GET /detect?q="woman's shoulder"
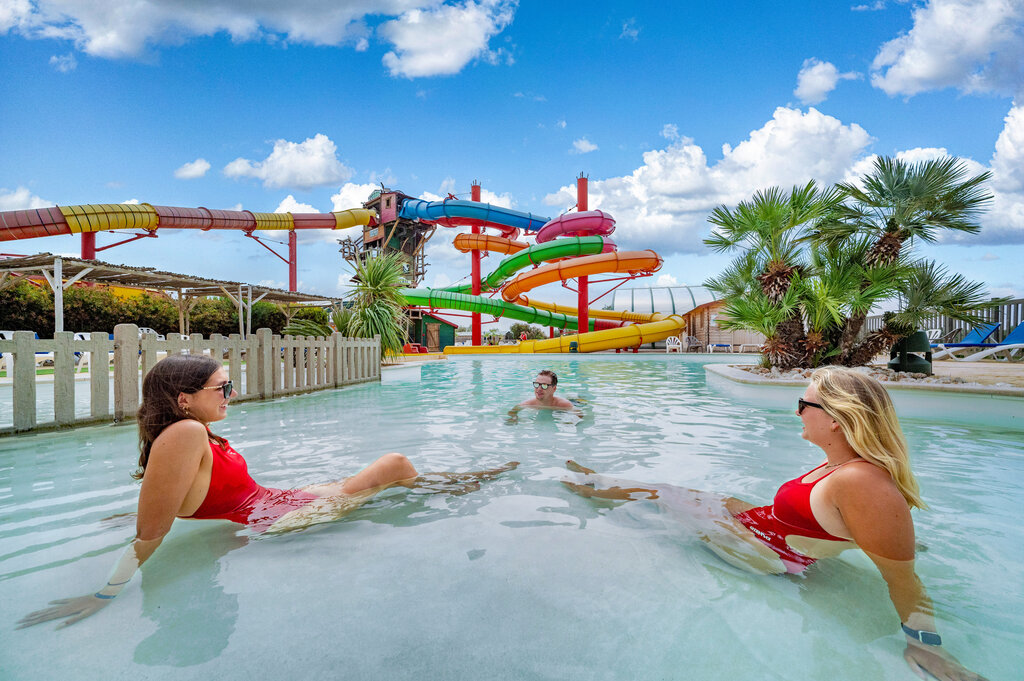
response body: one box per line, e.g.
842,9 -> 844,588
829,459 -> 905,503
155,419 -> 210,447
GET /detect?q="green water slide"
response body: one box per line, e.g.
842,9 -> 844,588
401,288 -> 598,332
443,236 -> 609,295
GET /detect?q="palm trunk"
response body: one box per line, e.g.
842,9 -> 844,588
775,313 -> 807,370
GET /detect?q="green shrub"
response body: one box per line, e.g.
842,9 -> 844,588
0,281 -> 54,336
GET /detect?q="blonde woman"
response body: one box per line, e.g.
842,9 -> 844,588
565,366 -> 986,681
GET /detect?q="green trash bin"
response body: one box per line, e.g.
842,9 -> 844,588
888,330 -> 933,375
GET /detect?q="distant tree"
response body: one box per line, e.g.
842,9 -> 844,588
0,281 -> 53,336
509,322 -> 546,339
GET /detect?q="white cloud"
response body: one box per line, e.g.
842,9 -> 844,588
330,182 -> 378,212
980,253 -> 1000,260
275,195 -> 318,213
794,58 -> 861,104
984,103 -> 1024,241
661,124 -> 680,141
121,198 -> 140,204
544,107 -> 872,255
1,2 -> 517,79
852,1 -> 887,10
870,0 -> 1024,97
379,0 -> 516,78
571,138 -> 598,154
173,158 -> 211,180
556,119 -> 566,129
49,53 -> 76,72
656,274 -> 678,286
225,134 -> 351,190
620,18 -> 639,41
0,186 -> 51,210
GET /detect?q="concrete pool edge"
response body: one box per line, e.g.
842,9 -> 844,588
704,363 -> 1024,430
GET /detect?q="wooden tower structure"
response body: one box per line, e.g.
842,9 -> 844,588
338,187 -> 436,287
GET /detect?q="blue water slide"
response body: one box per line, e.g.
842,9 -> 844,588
399,198 -> 551,232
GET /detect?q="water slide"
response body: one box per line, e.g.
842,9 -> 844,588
0,203 -> 374,241
401,199 -> 684,353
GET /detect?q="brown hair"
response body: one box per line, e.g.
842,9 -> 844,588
538,369 -> 558,386
133,354 -> 224,480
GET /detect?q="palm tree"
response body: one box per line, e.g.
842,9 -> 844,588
705,181 -> 843,369
346,251 -> 410,359
814,156 -> 993,362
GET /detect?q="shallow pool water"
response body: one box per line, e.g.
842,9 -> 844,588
1,356 -> 1020,680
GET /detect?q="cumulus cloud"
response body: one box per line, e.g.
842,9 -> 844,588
174,158 -> 211,180
870,0 -> 1024,97
330,182 -> 378,211
0,186 -> 51,210
1,1 -> 517,78
275,195 -> 318,213
571,138 -> 598,154
379,0 -> 516,78
656,274 -> 678,286
225,134 -> 351,190
794,58 -> 861,104
984,103 -> 1024,241
544,107 -> 872,254
661,124 -> 680,141
49,53 -> 76,72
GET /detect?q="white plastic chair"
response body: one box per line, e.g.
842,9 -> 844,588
665,336 -> 683,353
682,336 -> 701,352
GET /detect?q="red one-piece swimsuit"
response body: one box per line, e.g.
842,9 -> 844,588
183,437 -> 319,532
733,461 -> 863,573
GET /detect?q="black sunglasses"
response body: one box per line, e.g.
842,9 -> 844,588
797,398 -> 824,415
201,381 -> 234,398
532,382 -> 553,389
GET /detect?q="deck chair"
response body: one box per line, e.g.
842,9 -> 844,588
931,322 -> 1001,360
665,336 -> 683,353
924,329 -> 943,342
682,335 -> 702,352
952,323 -> 1024,362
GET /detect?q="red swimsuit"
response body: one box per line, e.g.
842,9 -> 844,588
184,438 -> 319,532
734,461 -> 859,573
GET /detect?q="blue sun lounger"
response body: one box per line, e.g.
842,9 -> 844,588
949,322 -> 1024,362
931,322 -> 1001,360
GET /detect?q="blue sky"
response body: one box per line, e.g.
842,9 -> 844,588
2,0 -> 1022,309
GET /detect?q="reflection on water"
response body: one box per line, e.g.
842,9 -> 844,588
1,356 -> 1021,681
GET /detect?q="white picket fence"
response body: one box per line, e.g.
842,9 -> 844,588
0,323 -> 380,434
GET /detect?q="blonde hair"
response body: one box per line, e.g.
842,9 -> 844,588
810,366 -> 926,510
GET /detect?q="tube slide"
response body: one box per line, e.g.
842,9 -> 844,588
501,250 -> 663,303
399,198 -> 549,234
536,210 -> 615,243
0,203 -> 373,241
453,233 -> 529,255
443,313 -> 686,354
401,288 -> 621,333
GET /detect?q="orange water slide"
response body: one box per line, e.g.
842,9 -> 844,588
452,233 -> 529,255
500,250 -> 663,303
511,296 -> 657,324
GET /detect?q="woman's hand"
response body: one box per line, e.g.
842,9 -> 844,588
17,594 -> 112,629
904,643 -> 989,681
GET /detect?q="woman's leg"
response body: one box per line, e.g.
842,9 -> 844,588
340,453 -> 419,494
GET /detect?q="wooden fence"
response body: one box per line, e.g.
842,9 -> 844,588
0,323 -> 379,435
865,297 -> 1024,343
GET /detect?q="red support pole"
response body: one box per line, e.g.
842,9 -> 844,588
288,230 -> 297,292
576,174 -> 589,336
81,232 -> 96,260
471,182 -> 482,346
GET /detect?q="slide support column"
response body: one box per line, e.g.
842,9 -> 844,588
576,174 -> 589,334
471,182 -> 482,345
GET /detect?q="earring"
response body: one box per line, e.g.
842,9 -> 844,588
182,403 -> 191,417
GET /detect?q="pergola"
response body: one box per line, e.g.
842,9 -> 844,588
0,253 -> 342,338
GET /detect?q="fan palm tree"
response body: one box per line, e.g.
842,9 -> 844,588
705,181 -> 843,368
345,251 -> 410,359
814,156 -> 993,361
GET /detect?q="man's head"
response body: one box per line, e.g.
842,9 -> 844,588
533,370 -> 557,400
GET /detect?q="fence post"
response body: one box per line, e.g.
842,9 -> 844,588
89,330 -> 110,420
257,328 -> 273,400
373,334 -> 381,379
332,333 -> 342,387
114,323 -> 140,422
53,331 -> 75,425
12,331 -> 36,431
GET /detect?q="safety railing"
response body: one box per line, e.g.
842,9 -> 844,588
1,323 -> 380,434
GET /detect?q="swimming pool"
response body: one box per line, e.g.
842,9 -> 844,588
2,356 -> 1019,680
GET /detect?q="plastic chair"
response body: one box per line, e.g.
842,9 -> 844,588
946,323 -> 1024,362
682,336 -> 702,352
665,336 -> 683,353
932,322 -> 1000,360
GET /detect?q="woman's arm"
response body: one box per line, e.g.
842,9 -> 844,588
17,421 -> 208,629
831,469 -> 988,681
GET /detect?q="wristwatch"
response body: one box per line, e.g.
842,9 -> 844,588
902,623 -> 942,646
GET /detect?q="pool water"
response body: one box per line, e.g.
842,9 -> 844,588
1,356 -> 1020,680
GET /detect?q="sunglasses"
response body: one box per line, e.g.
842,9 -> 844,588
201,381 -> 234,398
797,398 -> 824,415
532,382 -> 553,390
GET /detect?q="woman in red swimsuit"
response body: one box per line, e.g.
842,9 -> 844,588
19,354 -> 516,630
564,366 -> 985,681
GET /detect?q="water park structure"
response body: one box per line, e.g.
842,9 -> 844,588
0,203 -> 375,292
397,176 -> 687,353
0,175 -> 687,354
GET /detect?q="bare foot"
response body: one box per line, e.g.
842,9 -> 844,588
566,459 -> 596,475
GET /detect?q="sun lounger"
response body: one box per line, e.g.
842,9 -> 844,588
947,323 -> 1024,362
931,322 -> 1000,360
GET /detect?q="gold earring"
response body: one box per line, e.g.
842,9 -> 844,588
182,404 -> 191,417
